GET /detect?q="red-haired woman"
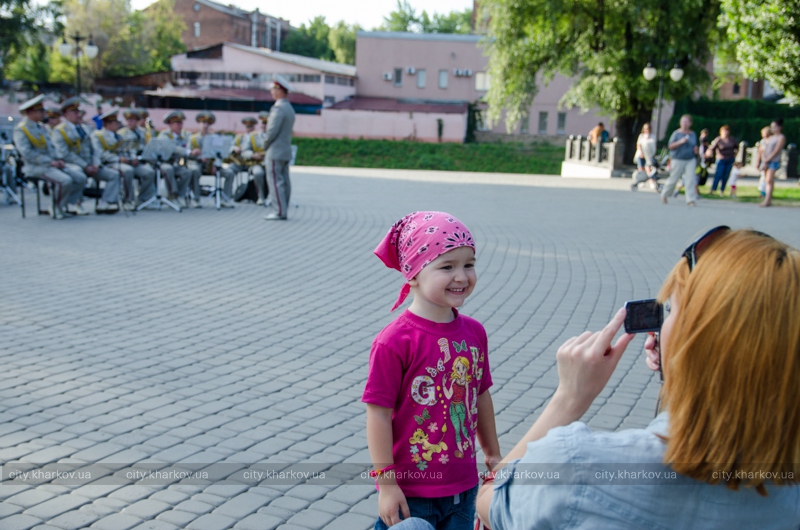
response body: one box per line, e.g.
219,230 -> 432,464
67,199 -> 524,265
477,228 -> 800,529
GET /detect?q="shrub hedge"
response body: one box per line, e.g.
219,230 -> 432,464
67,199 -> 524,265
292,137 -> 564,175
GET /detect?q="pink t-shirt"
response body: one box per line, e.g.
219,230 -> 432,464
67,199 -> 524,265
362,309 -> 493,498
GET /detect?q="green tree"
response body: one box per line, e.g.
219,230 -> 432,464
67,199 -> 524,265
5,39 -> 52,84
144,0 -> 185,73
45,0 -> 184,87
482,0 -> 723,156
1,0 -> 42,58
2,0 -> 62,84
282,16 -> 334,61
328,21 -> 360,65
380,1 -> 473,34
720,0 -> 800,101
380,0 -> 418,32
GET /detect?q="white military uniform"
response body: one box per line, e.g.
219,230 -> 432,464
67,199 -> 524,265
221,131 -> 266,200
14,116 -> 86,211
157,129 -> 200,201
118,124 -> 156,204
53,120 -> 121,205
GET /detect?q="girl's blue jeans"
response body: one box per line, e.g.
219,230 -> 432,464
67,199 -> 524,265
374,485 -> 478,530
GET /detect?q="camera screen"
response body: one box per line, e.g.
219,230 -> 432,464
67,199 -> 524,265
624,299 -> 663,333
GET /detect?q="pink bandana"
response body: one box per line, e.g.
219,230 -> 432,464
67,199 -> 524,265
374,211 -> 475,311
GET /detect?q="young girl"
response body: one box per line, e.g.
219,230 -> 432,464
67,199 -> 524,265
363,211 -> 501,529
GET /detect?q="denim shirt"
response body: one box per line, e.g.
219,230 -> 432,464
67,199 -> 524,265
490,413 -> 800,530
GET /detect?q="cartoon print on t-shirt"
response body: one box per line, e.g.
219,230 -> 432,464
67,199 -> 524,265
411,375 -> 437,406
409,429 -> 448,462
438,338 -> 451,363
443,355 -> 472,458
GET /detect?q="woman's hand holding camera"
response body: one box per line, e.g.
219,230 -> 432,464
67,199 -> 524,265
554,308 -> 635,416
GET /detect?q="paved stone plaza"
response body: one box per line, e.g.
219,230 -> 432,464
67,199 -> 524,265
1,168 -> 798,530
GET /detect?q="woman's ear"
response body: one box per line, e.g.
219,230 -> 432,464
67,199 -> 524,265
408,277 -> 419,288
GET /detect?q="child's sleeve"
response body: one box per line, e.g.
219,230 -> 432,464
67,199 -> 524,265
361,339 -> 404,409
478,324 -> 493,395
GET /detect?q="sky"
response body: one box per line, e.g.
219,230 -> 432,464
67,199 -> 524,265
129,0 -> 475,30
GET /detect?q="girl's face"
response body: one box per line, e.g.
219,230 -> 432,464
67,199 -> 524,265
771,122 -> 782,135
642,124 -> 651,135
410,246 -> 477,312
456,362 -> 467,378
680,116 -> 692,129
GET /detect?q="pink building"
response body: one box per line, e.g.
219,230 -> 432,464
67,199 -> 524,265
342,31 -> 614,141
137,34 -> 614,143
170,43 -> 356,106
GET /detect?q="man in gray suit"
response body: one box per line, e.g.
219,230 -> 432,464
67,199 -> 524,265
263,75 -> 296,221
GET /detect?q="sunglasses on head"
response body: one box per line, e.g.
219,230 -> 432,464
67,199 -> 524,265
682,225 -> 730,272
682,226 -> 774,272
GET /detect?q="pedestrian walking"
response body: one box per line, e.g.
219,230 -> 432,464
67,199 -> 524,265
755,126 -> 772,197
661,114 -> 699,206
707,125 -> 738,196
760,119 -> 786,208
631,122 -> 658,190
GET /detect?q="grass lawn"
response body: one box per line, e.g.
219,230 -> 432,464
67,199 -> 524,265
293,137 -> 564,175
696,185 -> 800,206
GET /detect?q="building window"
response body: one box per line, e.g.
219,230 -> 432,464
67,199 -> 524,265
732,82 -> 740,95
301,74 -> 321,83
520,113 -> 529,134
438,69 -> 448,89
394,68 -> 403,87
193,22 -> 200,37
538,112 -> 548,134
337,76 -> 349,86
325,75 -> 335,84
557,112 -> 566,135
476,110 -> 489,131
417,69 -> 426,88
475,72 -> 490,91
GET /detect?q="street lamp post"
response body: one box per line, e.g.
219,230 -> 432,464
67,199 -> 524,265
58,33 -> 99,96
643,60 -> 684,142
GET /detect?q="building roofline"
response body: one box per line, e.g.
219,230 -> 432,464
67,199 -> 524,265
224,42 -> 357,77
356,31 -> 481,43
189,0 -> 284,22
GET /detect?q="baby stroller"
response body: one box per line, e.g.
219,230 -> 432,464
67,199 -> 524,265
631,148 -> 669,192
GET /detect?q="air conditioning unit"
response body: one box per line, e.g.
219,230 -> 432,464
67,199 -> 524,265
453,68 -> 462,76
382,72 -> 393,81
464,69 -> 473,77
406,67 -> 416,75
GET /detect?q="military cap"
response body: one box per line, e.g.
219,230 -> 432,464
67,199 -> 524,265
241,116 -> 257,126
123,108 -> 141,120
271,74 -> 292,93
258,111 -> 270,122
45,107 -> 62,119
59,97 -> 83,114
19,94 -> 46,113
139,109 -> 149,118
100,109 -> 120,122
164,110 -> 186,124
196,111 -> 216,124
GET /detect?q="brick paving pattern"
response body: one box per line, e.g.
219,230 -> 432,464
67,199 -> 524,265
1,168 -> 798,529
